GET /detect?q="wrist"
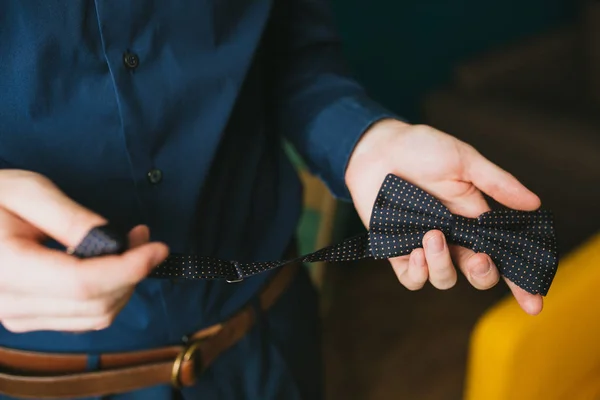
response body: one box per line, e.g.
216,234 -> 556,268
345,118 -> 411,185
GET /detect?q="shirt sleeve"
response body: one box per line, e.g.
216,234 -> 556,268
265,0 -> 404,201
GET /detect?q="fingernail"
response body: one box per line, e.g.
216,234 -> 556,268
472,259 -> 493,278
426,234 -> 444,254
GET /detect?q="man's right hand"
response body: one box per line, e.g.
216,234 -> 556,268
0,170 -> 169,333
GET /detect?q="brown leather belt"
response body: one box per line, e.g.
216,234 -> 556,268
0,263 -> 300,399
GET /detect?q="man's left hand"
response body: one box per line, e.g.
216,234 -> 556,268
345,119 -> 543,315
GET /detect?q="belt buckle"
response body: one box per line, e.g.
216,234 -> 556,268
171,339 -> 204,389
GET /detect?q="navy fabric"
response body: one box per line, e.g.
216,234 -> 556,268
0,1 -> 397,399
367,175 -> 559,296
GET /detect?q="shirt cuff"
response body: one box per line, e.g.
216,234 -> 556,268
307,95 -> 404,201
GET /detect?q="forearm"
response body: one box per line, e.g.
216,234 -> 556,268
265,0 -> 401,200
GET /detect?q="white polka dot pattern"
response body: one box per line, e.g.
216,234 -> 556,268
75,174 -> 559,296
148,234 -> 371,281
368,174 -> 559,295
70,225 -> 128,257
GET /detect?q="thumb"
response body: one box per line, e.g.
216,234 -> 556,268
0,171 -> 106,248
127,225 -> 151,249
114,241 -> 169,280
464,148 -> 541,211
74,241 -> 169,294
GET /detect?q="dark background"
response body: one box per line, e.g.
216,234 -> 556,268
321,2 -> 599,399
331,0 -> 578,121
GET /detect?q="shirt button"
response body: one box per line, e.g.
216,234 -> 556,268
147,169 -> 163,184
123,51 -> 139,70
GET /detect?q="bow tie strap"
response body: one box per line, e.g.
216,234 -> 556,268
71,174 -> 559,296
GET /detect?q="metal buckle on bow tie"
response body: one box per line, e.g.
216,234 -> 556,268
226,261 -> 244,283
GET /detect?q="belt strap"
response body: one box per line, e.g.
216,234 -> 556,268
0,263 -> 299,399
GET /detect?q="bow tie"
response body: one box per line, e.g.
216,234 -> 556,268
73,174 -> 559,296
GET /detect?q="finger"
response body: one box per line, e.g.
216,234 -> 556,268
442,183 -> 491,219
1,290 -> 132,333
389,256 -> 409,286
450,245 -> 543,314
450,246 -> 500,290
504,277 -> 543,315
389,249 -> 428,291
73,240 -> 169,296
127,225 -> 150,249
406,248 -> 428,290
0,206 -> 38,241
0,288 -> 131,319
464,148 -> 541,211
0,171 -> 106,247
3,314 -> 117,333
423,230 -> 457,290
0,238 -> 168,298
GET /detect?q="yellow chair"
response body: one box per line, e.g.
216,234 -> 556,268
464,232 -> 600,400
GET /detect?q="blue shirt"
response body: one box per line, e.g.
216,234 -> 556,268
0,1 -> 395,398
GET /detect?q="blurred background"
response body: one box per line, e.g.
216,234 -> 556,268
290,1 -> 600,399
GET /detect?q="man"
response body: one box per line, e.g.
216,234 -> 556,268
0,1 -> 543,399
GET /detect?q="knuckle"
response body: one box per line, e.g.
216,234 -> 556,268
429,257 -> 454,272
473,272 -> 500,288
92,315 -> 115,331
411,124 -> 435,135
17,173 -> 53,196
29,172 -> 53,186
66,276 -> 97,301
90,298 -> 118,317
423,229 -> 441,240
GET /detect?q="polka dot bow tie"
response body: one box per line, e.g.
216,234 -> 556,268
72,174 -> 559,296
